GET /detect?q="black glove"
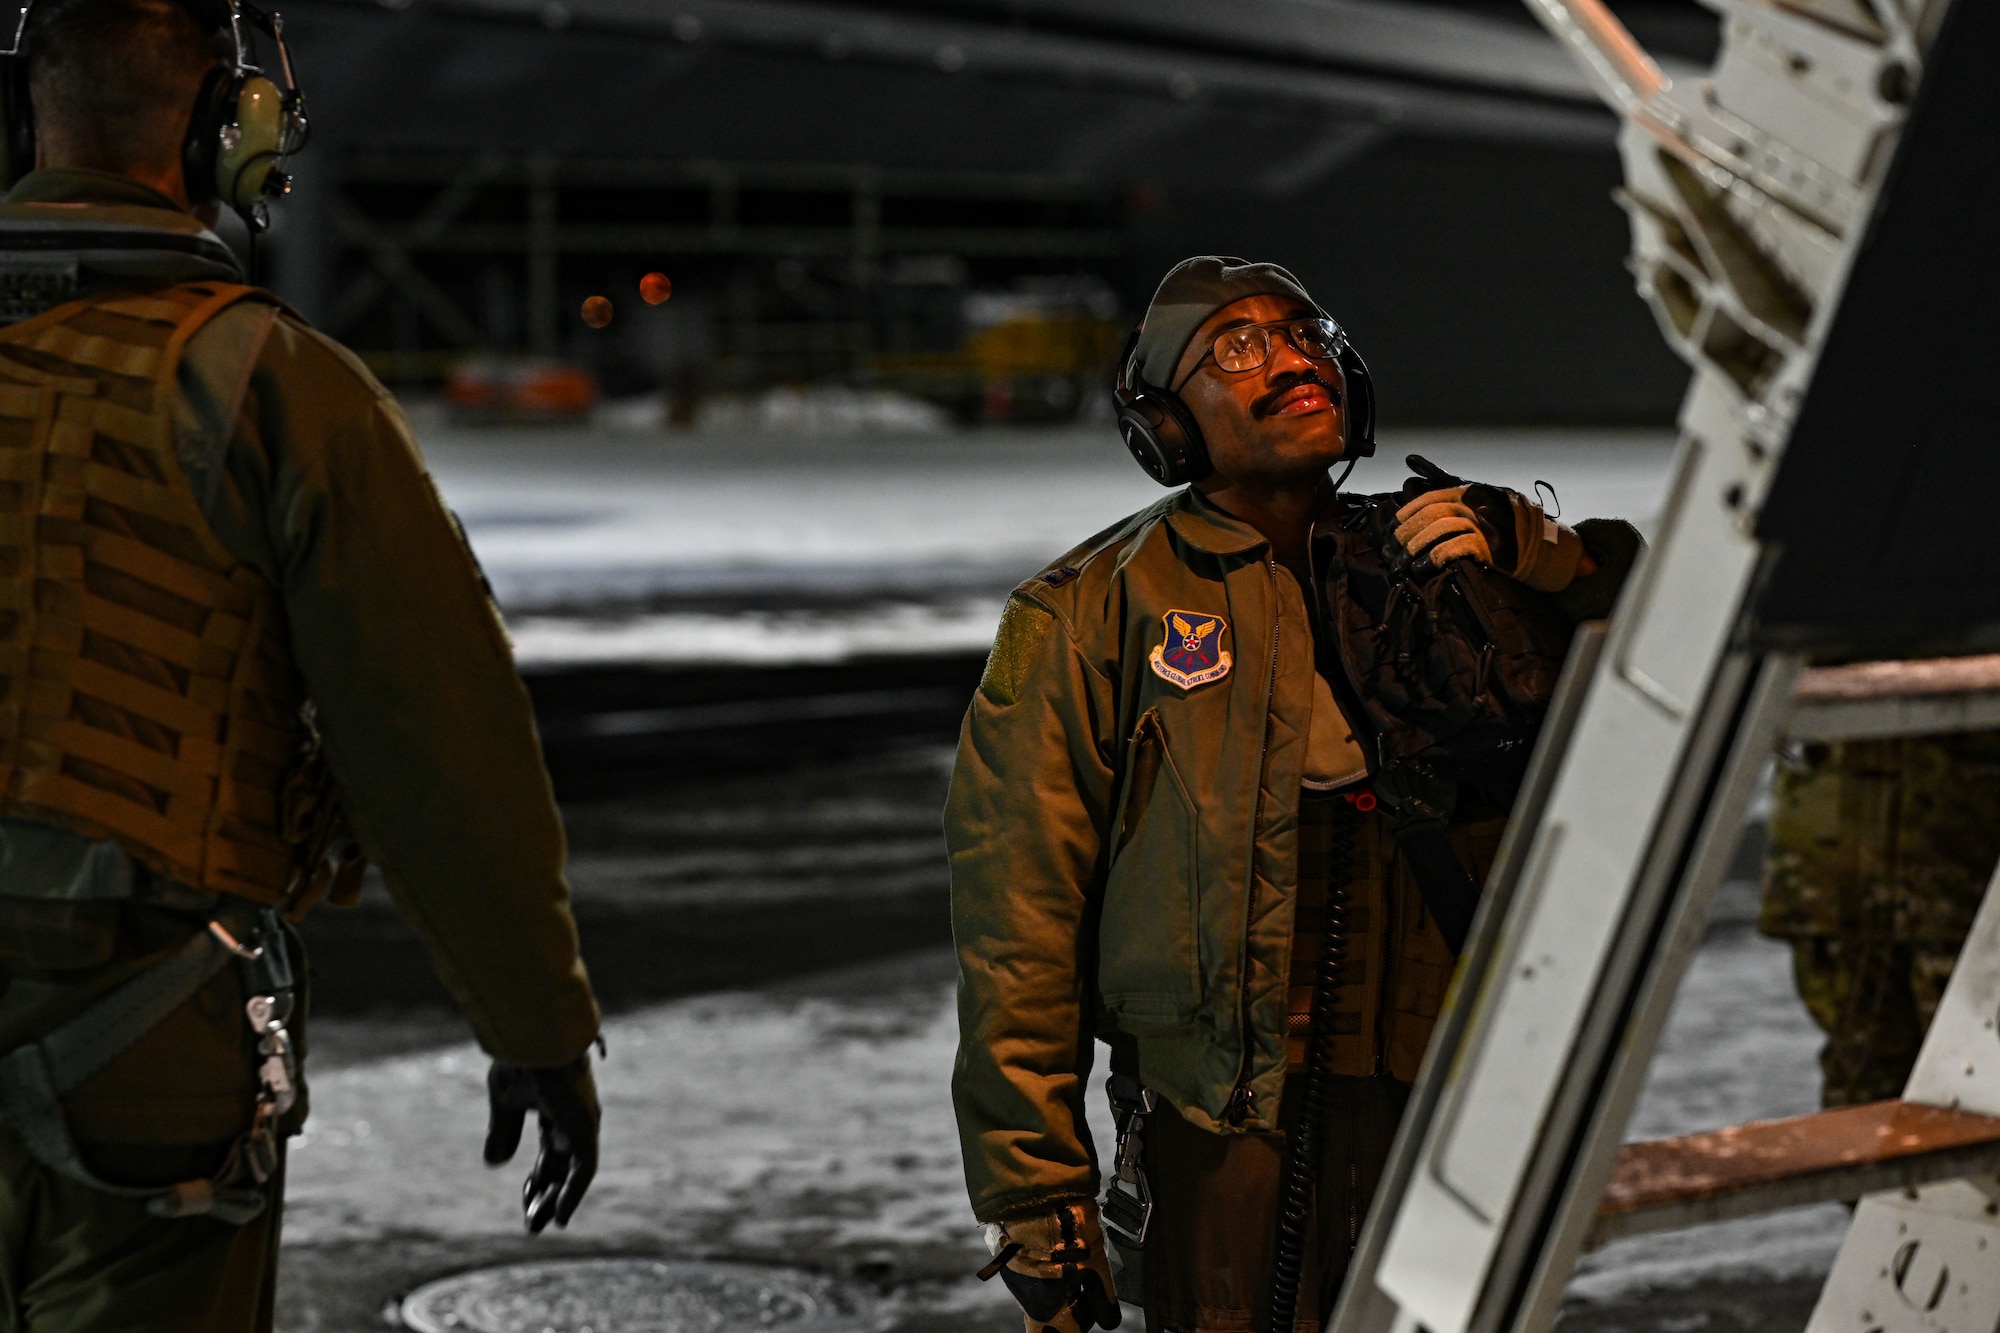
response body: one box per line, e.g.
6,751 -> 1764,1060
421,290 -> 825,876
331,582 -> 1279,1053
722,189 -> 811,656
484,1053 -> 600,1233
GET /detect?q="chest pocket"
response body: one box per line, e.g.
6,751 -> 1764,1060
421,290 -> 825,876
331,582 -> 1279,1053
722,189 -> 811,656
1098,708 -> 1202,1024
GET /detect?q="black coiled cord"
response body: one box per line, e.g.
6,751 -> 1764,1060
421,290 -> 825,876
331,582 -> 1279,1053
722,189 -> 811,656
1267,795 -> 1358,1333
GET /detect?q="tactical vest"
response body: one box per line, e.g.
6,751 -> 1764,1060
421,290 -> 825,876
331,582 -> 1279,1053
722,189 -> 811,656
0,280 -> 310,905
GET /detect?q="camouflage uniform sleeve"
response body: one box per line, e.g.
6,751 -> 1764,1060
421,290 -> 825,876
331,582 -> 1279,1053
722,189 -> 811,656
1890,730 -> 2000,946
187,308 -> 600,1068
947,592 -> 1118,1222
1761,741 -> 1863,940
1762,732 -> 2000,947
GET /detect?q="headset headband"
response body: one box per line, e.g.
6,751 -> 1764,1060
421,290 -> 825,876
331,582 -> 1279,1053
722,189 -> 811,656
5,0 -> 304,101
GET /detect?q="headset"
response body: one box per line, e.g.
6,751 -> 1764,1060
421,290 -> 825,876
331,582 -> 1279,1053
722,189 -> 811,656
0,0 -> 308,231
1112,318 -> 1377,488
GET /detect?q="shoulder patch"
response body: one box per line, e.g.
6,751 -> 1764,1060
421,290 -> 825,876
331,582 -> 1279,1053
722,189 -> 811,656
980,597 -> 1055,706
1149,610 -> 1232,689
1041,565 -> 1081,588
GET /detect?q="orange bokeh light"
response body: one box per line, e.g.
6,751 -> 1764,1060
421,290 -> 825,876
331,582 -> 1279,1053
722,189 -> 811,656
639,272 -> 673,305
580,296 -> 614,329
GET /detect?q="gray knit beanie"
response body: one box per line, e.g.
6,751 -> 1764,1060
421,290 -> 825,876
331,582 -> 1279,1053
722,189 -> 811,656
1128,256 -> 1326,390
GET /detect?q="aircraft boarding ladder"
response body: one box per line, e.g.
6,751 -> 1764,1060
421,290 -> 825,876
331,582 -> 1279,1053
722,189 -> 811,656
1326,1 -> 2000,1331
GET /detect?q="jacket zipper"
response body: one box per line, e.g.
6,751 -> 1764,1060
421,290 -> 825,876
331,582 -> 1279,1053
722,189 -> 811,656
1226,555 -> 1284,1127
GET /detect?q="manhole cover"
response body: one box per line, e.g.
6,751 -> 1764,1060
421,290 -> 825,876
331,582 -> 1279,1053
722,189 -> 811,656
398,1258 -> 873,1333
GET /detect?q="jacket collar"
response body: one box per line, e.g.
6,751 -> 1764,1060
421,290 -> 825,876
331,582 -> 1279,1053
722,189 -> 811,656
1165,486 -> 1272,556
5,168 -> 188,213
0,169 -> 244,294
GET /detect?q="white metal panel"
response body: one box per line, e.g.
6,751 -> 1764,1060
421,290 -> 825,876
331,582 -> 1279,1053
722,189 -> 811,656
1807,1184 -> 2000,1333
1616,387 -> 1767,715
1903,871 -> 2000,1118
1710,6 -> 1897,183
1371,393 -> 1767,1331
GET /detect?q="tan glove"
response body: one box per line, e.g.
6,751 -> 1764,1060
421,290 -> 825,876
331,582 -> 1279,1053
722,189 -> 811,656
979,1200 -> 1122,1333
1394,484 -> 1584,593
1394,484 -> 1491,566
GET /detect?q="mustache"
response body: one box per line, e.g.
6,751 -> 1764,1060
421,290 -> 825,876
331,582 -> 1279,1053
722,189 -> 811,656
1252,370 -> 1343,418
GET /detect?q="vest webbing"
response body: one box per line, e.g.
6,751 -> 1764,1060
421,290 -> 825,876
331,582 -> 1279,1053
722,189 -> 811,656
0,280 -> 304,904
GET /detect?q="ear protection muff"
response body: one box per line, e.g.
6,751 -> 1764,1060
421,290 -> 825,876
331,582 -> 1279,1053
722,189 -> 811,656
1335,337 -> 1378,461
1,0 -> 308,231
180,1 -> 308,229
1113,330 -> 1213,488
1110,317 -> 1380,489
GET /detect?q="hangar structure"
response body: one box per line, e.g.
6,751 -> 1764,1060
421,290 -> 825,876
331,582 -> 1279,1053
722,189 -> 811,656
264,0 -> 1720,421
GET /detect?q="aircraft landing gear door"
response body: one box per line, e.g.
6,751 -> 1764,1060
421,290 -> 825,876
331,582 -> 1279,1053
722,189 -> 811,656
1332,1 -> 2000,1332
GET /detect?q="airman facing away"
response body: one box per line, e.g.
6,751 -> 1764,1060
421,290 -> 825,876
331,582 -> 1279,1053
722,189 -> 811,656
0,1 -> 601,1327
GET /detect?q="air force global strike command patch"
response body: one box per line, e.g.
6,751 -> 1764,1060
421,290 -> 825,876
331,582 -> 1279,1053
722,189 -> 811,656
1150,611 -> 1232,689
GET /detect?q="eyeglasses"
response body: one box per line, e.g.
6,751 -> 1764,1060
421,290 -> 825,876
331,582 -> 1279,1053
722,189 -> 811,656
1185,318 -> 1347,382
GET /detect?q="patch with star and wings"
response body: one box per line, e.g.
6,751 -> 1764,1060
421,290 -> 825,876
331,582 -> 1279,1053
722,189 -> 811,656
1149,610 -> 1232,689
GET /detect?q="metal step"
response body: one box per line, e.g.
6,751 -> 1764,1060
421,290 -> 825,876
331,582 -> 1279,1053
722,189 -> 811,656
1788,655 -> 2000,744
1591,1101 -> 2000,1248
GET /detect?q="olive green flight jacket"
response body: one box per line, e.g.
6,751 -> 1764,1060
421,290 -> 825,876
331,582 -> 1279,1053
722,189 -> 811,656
0,170 -> 598,1147
947,484 -> 1636,1223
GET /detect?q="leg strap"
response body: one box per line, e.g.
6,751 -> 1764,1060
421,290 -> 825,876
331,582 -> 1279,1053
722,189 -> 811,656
0,904 -> 286,1224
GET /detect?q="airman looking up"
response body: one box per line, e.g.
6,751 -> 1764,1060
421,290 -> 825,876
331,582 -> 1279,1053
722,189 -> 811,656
950,256 -> 1642,1333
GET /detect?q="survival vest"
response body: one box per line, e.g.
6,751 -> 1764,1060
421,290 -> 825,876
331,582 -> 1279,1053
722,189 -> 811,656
1320,460 -> 1578,799
1315,457 -> 1580,951
0,279 -> 338,907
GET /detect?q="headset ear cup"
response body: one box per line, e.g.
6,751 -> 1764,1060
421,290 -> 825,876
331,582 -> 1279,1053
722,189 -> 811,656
181,65 -> 232,208
1155,390 -> 1211,484
1116,388 -> 1211,488
1117,399 -> 1176,486
1340,345 -> 1377,460
1109,327 -> 1210,488
215,74 -> 287,208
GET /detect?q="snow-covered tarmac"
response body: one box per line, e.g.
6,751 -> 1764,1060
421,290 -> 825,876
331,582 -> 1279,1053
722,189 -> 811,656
421,423 -> 1679,668
280,765 -> 1842,1333
284,882 -> 1837,1331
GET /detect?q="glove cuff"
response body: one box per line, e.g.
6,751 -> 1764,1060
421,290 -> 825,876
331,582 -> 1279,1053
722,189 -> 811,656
989,1201 -> 1123,1332
1508,491 -> 1584,592
993,1200 -> 1103,1274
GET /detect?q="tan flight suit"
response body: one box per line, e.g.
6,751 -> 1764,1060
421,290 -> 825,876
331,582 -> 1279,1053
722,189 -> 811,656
0,168 -> 599,1332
